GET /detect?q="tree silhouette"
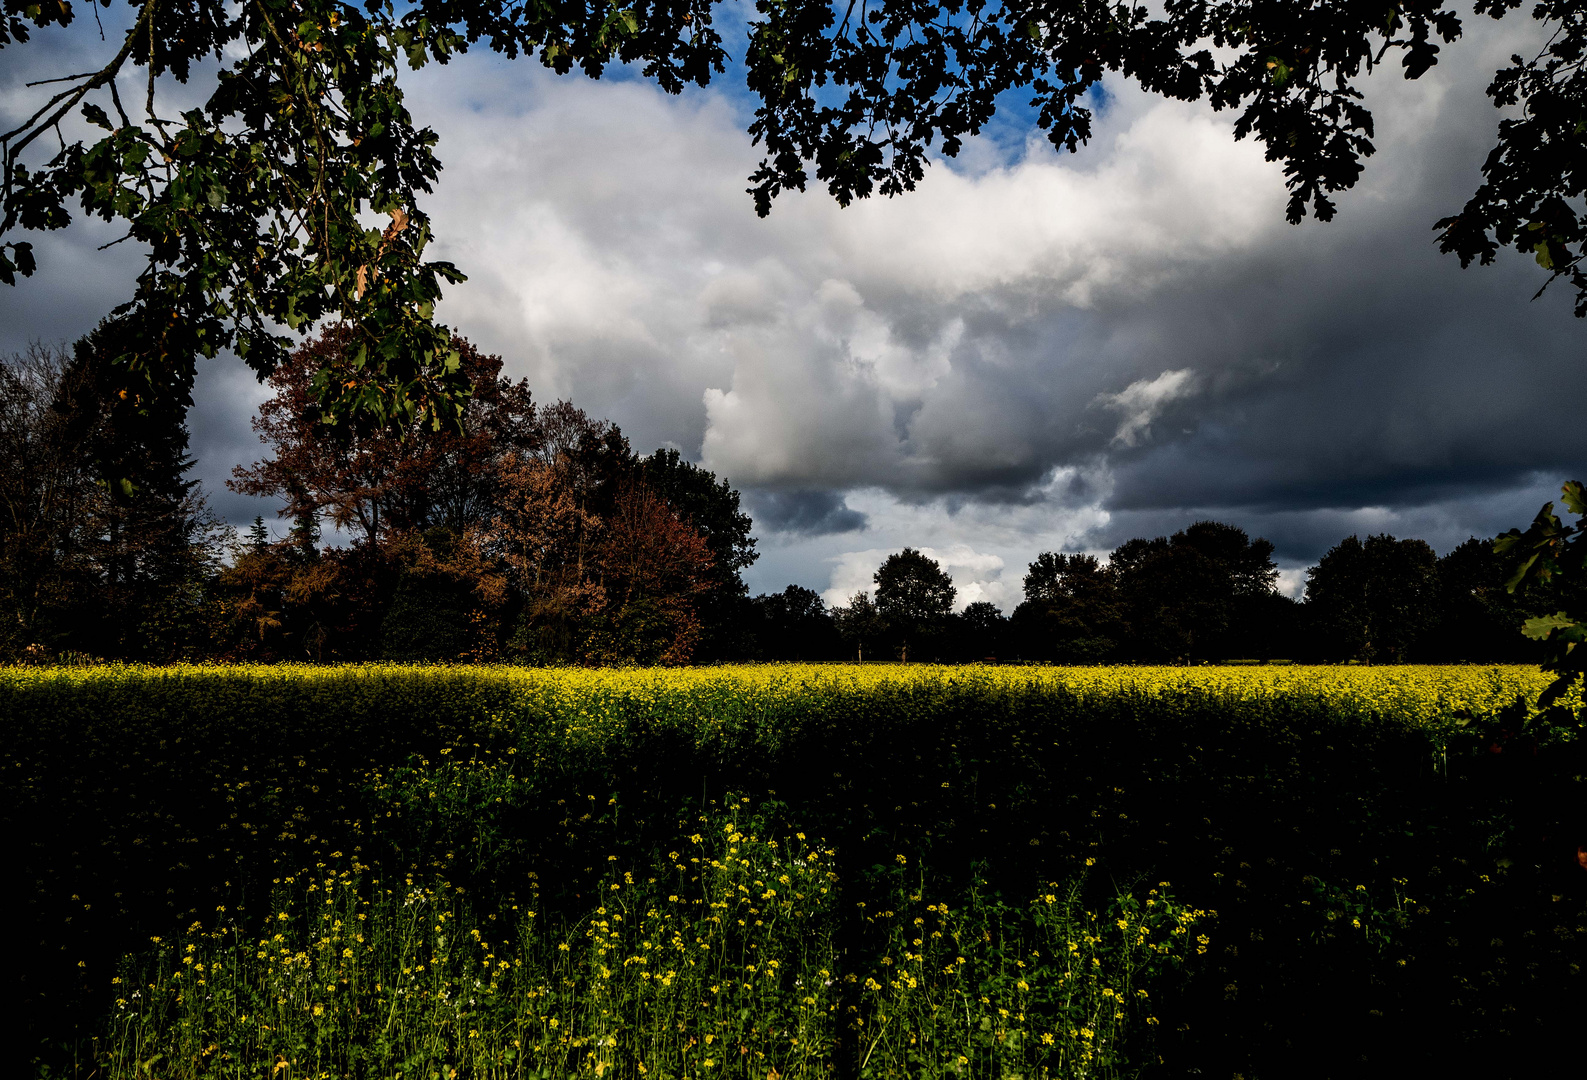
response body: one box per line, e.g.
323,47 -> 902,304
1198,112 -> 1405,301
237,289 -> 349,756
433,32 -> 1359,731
1305,534 -> 1439,663
832,591 -> 886,662
874,548 -> 956,661
1012,552 -> 1126,662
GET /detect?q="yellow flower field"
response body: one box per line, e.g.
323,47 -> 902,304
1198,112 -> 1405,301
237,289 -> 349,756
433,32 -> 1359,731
5,662 -> 1580,1079
1,660 -> 1560,737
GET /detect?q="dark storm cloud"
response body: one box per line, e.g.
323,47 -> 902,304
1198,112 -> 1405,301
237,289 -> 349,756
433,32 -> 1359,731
744,489 -> 868,536
751,15 -> 1585,570
1085,472 -> 1565,565
903,125 -> 1571,505
188,360 -> 278,526
1079,96 -> 1585,510
1060,230 -> 1584,517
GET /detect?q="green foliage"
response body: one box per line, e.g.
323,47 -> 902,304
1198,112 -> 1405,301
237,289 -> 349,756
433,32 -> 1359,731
0,0 -> 728,433
583,596 -> 682,667
744,0 -> 1587,318
1496,480 -> 1587,705
92,810 -> 1200,1079
381,570 -> 476,662
1437,0 -> 1587,315
4,0 -> 475,436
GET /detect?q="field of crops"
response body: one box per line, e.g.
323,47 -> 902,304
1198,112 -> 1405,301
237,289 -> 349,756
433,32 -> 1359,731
4,663 -> 1583,1079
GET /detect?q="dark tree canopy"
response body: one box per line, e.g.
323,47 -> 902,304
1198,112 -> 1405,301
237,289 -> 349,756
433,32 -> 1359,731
1002,518 -> 1587,666
1108,521 -> 1281,661
831,589 -> 886,660
874,546 -> 956,659
1023,551 -> 1104,605
1013,551 -> 1128,661
749,584 -> 843,660
0,337 -> 219,659
1304,533 -> 1439,663
954,599 -> 1010,659
2,0 -> 1584,440
1010,522 -> 1300,662
1423,536 -> 1536,660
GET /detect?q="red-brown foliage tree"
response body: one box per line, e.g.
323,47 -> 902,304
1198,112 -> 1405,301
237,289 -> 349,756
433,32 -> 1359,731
230,328 -> 538,547
491,403 -> 714,664
231,330 -> 723,663
585,479 -> 715,665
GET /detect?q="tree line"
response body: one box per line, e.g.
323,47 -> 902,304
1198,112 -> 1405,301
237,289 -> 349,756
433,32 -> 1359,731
1008,523 -> 1585,664
1,331 -> 1571,665
771,522 -> 1582,665
0,329 -> 755,664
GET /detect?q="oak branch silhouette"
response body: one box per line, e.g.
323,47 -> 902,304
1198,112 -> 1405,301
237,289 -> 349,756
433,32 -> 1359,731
3,0 -> 1584,433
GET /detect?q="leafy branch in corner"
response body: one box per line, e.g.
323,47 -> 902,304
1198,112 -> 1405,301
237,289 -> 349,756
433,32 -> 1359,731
1496,479 -> 1587,706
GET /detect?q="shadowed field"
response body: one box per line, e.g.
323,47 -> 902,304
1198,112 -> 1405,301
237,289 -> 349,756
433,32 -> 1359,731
5,664 -> 1581,1078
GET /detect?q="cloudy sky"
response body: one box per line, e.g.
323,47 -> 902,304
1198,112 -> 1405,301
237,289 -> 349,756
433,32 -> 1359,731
3,9 -> 1583,609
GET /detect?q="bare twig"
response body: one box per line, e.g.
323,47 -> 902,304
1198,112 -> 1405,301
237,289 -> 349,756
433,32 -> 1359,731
107,70 -> 132,129
835,0 -> 859,41
24,72 -> 103,87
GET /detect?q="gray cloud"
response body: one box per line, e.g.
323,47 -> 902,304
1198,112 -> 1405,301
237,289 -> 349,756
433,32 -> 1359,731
188,360 -> 277,527
744,490 -> 868,536
1087,472 -> 1565,565
2,16 -> 1580,609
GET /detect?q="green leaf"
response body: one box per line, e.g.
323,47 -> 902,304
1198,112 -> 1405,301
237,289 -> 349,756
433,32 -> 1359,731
1521,611 -> 1578,641
0,242 -> 37,285
1561,480 -> 1586,518
81,102 -> 113,130
1504,550 -> 1541,593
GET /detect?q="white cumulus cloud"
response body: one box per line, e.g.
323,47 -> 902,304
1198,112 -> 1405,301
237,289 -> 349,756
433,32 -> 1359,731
1093,368 -> 1199,448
